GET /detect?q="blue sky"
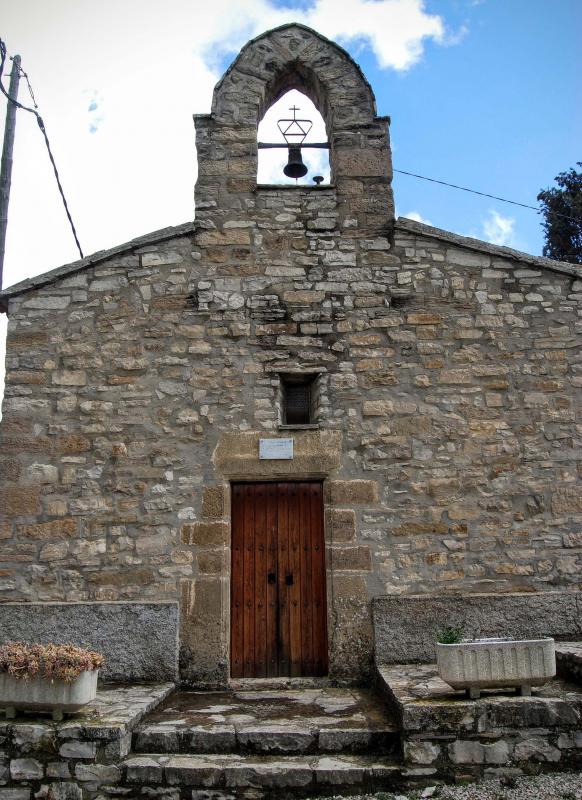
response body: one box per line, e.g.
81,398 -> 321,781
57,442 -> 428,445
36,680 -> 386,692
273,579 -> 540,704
0,0 -> 581,402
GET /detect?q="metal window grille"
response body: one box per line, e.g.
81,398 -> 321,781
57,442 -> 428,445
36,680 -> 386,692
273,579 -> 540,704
282,376 -> 314,425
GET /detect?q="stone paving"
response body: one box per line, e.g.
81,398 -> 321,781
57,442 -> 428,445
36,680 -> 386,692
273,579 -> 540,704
133,686 -> 400,755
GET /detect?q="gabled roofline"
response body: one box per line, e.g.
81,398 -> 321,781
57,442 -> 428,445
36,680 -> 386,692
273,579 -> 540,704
1,216 -> 578,313
0,221 -> 197,311
396,217 -> 582,280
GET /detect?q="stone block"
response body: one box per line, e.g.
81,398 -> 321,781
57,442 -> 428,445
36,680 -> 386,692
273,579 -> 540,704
17,519 -> 77,540
197,550 -> 226,574
362,400 -> 393,416
186,725 -> 236,753
326,508 -> 356,542
59,741 -> 97,759
197,230 -> 251,246
329,480 -> 378,505
124,756 -> 163,784
10,759 -> 43,780
0,487 -> 40,516
282,290 -> 325,304
202,486 -> 228,520
404,740 -> 441,764
551,487 -> 582,513
51,371 -> 87,386
166,756 -> 222,787
335,148 -> 390,177
237,725 -> 315,753
55,435 -> 91,453
47,783 -> 83,800
406,312 -> 443,325
75,763 -> 121,782
513,737 -> 561,762
46,763 -> 71,779
182,522 -> 229,546
13,723 -> 55,751
328,546 -> 371,571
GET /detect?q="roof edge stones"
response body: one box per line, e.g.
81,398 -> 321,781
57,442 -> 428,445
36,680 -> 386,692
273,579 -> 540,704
1,216 -> 578,310
396,217 -> 582,279
0,221 -> 197,309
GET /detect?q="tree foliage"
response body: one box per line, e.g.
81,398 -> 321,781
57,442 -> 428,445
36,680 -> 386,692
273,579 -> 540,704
537,162 -> 582,264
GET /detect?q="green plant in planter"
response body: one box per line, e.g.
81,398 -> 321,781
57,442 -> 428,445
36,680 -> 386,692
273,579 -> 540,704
436,625 -> 465,644
0,641 -> 104,682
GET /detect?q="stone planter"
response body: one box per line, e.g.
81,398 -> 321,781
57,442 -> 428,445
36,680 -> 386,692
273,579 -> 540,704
436,637 -> 555,699
0,669 -> 98,720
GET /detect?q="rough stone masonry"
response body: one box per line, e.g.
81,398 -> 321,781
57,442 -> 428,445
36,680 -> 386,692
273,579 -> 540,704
0,24 -> 581,686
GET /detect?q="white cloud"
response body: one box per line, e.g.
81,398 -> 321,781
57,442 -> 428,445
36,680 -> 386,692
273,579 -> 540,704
86,91 -> 104,134
0,0 -> 459,409
306,0 -> 446,71
482,209 -> 516,247
403,210 -> 433,225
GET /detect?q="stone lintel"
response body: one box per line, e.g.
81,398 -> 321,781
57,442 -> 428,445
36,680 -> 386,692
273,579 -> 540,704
212,430 -> 342,479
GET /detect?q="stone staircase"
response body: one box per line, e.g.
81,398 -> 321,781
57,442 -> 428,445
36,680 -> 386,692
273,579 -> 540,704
121,686 -> 403,796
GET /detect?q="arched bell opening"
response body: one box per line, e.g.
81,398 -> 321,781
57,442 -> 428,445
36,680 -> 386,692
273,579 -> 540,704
257,89 -> 331,187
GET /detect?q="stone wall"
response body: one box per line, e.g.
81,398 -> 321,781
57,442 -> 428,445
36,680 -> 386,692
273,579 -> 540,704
0,23 -> 581,684
373,593 -> 582,664
0,602 -> 178,681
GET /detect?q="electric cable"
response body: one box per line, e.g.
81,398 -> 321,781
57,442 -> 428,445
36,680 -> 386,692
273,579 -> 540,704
394,168 -> 582,224
0,39 -> 84,259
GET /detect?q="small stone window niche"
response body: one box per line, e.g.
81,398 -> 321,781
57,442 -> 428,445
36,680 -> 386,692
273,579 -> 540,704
279,373 -> 320,429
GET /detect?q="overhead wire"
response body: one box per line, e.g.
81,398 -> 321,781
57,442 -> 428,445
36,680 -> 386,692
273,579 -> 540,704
0,38 -> 579,259
0,38 -> 84,259
394,168 -> 582,224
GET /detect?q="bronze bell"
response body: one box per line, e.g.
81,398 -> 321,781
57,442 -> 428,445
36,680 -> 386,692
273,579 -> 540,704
283,145 -> 308,179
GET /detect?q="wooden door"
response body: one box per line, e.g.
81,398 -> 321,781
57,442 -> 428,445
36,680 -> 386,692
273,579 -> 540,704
230,482 -> 328,678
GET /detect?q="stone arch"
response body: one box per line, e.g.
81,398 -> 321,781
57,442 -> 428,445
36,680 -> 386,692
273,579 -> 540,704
211,23 -> 378,133
194,23 -> 394,226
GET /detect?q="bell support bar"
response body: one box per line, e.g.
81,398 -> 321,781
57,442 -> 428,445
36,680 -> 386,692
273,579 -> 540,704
257,142 -> 330,149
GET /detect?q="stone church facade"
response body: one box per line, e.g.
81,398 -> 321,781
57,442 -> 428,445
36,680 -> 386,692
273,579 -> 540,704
0,25 -> 581,687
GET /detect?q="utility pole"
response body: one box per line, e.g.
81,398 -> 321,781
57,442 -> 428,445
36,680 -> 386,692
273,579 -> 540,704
0,53 -> 21,290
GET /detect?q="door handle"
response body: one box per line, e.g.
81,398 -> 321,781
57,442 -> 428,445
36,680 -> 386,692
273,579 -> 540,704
286,573 -> 294,586
268,572 -> 276,584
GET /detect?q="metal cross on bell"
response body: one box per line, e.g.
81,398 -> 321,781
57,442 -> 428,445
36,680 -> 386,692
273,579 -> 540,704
256,104 -> 329,183
278,106 -> 312,179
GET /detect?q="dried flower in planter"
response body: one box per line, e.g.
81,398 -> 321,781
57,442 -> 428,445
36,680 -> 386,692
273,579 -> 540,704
0,641 -> 104,683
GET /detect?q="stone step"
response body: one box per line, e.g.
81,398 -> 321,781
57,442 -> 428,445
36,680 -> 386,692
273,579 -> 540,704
124,753 -> 402,792
133,722 -> 400,755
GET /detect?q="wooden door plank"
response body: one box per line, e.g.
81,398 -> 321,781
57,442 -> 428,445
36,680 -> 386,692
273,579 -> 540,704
230,484 -> 245,678
254,483 -> 268,678
242,484 -> 255,678
266,483 -> 279,678
277,483 -> 290,676
288,482 -> 303,677
299,482 -> 314,675
311,483 -> 328,676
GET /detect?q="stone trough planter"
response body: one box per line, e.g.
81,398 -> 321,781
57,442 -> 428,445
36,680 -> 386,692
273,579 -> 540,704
0,669 -> 99,721
436,637 -> 556,699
